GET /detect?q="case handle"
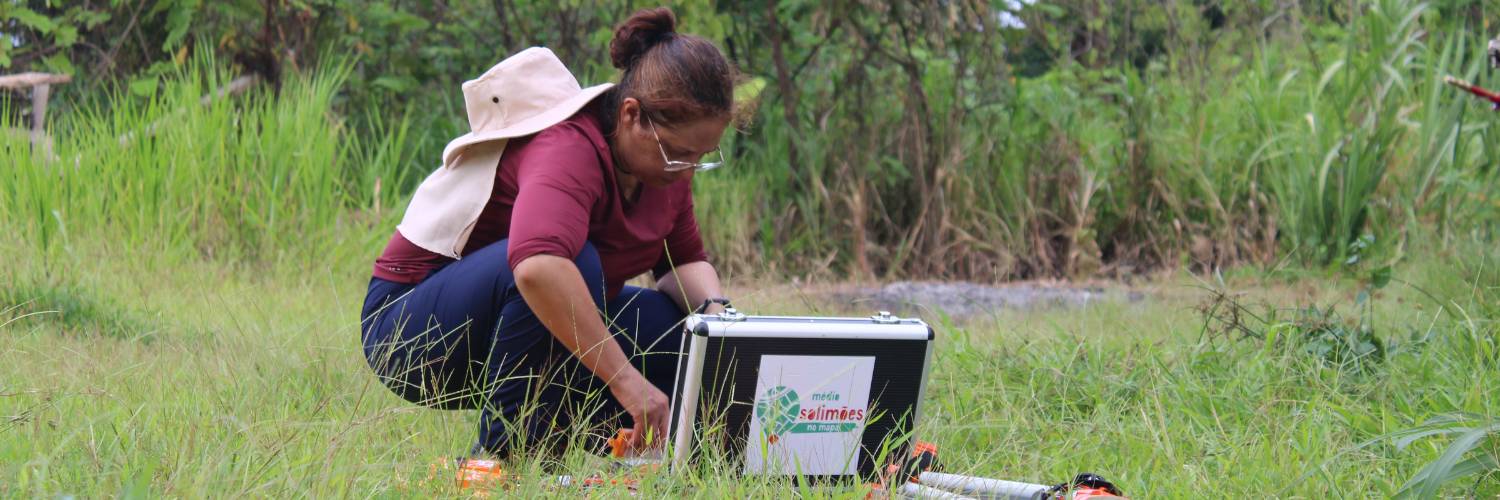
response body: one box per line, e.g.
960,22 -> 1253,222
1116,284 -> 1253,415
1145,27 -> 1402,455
695,297 -> 733,314
696,298 -> 746,321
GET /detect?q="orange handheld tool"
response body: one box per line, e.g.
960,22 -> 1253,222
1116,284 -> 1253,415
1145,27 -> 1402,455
608,428 -> 634,458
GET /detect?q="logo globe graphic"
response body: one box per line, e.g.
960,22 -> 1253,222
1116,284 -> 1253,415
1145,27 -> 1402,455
755,386 -> 800,437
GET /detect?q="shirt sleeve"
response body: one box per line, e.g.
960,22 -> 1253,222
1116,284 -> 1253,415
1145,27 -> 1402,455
506,126 -> 605,272
652,186 -> 710,279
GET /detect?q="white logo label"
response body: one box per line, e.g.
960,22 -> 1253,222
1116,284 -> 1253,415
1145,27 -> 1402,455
744,355 -> 875,475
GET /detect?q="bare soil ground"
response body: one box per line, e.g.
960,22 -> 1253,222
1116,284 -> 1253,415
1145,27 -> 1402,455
722,279 -> 1151,320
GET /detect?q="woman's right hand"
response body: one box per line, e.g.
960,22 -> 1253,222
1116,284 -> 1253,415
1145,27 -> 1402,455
609,371 -> 671,451
513,255 -> 672,452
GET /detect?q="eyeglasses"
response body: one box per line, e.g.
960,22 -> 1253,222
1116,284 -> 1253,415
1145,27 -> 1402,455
647,116 -> 725,172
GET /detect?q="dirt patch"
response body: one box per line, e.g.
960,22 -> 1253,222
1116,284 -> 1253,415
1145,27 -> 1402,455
833,281 -> 1143,319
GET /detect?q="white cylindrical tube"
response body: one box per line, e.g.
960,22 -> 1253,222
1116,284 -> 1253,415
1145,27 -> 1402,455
898,481 -> 980,500
916,471 -> 1050,500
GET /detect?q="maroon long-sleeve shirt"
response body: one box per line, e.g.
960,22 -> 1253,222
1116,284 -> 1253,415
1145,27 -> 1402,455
372,108 -> 709,300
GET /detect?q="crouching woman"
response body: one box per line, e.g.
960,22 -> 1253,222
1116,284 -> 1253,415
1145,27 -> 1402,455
359,7 -> 736,457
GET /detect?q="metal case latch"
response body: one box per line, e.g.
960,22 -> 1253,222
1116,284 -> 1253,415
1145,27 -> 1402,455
871,311 -> 900,324
717,306 -> 747,322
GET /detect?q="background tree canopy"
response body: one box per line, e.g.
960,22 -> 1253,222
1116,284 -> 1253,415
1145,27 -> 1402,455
3,0 -> 1497,282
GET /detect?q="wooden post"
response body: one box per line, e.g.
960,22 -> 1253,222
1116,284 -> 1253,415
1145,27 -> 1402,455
0,72 -> 72,159
31,83 -> 51,157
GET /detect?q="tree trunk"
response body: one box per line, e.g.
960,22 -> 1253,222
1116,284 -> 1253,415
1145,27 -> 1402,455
492,0 -> 515,49
766,1 -> 803,183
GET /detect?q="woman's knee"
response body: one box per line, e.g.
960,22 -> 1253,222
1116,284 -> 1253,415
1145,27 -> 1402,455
609,287 -> 687,353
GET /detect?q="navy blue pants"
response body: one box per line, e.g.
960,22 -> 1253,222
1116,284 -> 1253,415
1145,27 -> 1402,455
359,239 -> 687,456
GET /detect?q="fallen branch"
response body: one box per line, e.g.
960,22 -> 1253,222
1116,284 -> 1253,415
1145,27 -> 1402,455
200,74 -> 260,106
118,74 -> 260,144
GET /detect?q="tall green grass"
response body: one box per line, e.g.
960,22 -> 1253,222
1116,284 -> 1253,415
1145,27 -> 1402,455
1249,0 -> 1480,263
692,0 -> 1496,279
3,238 -> 1497,496
5,1 -> 1488,284
0,56 -> 413,271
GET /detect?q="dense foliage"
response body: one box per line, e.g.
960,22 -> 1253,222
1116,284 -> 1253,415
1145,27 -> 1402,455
3,0 -> 1498,280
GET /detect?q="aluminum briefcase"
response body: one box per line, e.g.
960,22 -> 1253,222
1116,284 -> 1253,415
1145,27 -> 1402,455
667,307 -> 935,480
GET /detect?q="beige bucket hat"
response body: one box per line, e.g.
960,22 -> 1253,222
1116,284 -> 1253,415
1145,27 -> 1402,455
398,47 -> 614,258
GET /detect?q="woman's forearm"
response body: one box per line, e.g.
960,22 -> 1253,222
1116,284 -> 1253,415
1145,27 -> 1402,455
656,260 -> 725,314
513,254 -> 640,385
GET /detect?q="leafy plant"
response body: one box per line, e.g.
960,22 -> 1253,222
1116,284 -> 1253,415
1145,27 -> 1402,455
1198,265 -> 1390,371
1274,304 -> 1386,368
1380,413 -> 1500,498
0,3 -> 108,73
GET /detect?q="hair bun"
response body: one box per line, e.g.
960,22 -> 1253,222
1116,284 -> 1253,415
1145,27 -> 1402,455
610,7 -> 678,70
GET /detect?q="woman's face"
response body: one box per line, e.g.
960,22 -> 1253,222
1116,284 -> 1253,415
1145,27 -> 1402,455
614,97 -> 731,188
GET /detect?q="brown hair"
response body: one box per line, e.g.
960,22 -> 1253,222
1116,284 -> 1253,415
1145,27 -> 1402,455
598,7 -> 736,130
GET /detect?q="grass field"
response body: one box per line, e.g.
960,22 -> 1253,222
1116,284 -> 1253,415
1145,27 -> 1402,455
2,31 -> 1498,497
3,235 -> 1496,497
